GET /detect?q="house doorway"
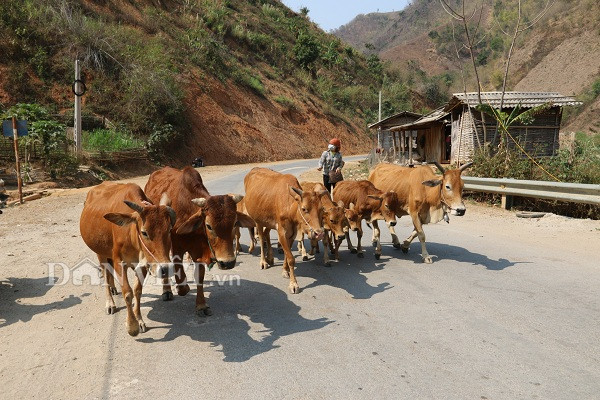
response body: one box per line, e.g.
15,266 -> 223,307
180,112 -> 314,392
444,124 -> 451,162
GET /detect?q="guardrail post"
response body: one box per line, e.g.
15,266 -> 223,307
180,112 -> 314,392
501,194 -> 514,210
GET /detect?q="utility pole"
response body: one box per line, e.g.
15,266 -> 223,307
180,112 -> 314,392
74,59 -> 82,155
12,116 -> 23,204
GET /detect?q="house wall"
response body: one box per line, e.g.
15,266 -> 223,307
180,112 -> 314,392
415,123 -> 443,163
451,106 -> 562,162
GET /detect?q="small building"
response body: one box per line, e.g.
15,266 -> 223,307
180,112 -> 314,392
385,92 -> 582,164
368,111 -> 422,153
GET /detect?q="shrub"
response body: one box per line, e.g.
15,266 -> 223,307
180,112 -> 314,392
83,128 -> 144,152
233,69 -> 265,96
273,95 -> 296,109
146,123 -> 182,162
293,31 -> 321,70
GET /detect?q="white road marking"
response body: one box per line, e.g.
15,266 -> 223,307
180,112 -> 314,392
279,166 -> 307,172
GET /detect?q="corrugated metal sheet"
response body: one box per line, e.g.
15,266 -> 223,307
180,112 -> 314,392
447,92 -> 583,109
389,107 -> 449,131
369,111 -> 423,129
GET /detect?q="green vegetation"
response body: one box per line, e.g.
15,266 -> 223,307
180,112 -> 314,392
274,95 -> 297,109
83,129 -> 144,152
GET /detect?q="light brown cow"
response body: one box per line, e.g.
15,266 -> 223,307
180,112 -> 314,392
145,166 -> 247,316
234,197 -> 257,255
80,182 -> 176,336
368,161 -> 472,263
244,168 -> 326,293
332,180 -> 398,259
297,182 -> 347,266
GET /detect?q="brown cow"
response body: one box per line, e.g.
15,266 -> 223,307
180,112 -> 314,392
297,182 -> 347,266
244,168 -> 326,293
234,197 -> 257,256
332,180 -> 398,259
145,166 -> 246,316
368,161 -> 472,263
80,182 -> 176,336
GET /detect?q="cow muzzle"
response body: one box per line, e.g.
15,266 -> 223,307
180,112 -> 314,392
217,259 -> 236,270
388,221 -> 397,227
452,208 -> 466,216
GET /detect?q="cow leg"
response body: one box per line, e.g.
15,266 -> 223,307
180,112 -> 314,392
170,245 -> 190,298
389,223 -> 402,249
372,220 -> 382,260
345,231 -> 357,253
296,231 -> 309,261
114,254 -> 139,336
234,226 -> 241,256
278,225 -> 300,294
132,265 -> 148,333
410,214 -> 433,263
248,227 -> 256,254
401,230 -> 419,253
311,237 -> 320,254
99,256 -> 117,315
265,228 -> 275,266
193,261 -> 212,317
356,228 -> 364,258
256,224 -> 270,270
322,233 -> 331,267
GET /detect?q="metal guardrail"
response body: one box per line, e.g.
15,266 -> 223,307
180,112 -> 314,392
462,176 -> 600,206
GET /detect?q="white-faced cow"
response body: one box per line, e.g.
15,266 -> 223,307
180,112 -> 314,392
368,161 -> 472,263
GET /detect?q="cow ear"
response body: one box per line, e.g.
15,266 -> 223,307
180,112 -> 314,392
176,211 -> 205,235
166,206 -> 176,227
422,179 -> 443,187
235,212 -> 255,228
191,198 -> 207,208
316,190 -> 329,198
349,202 -> 355,210
104,212 -> 136,227
229,194 -> 244,204
337,200 -> 344,208
289,186 -> 303,201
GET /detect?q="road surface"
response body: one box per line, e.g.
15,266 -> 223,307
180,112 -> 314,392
0,156 -> 599,399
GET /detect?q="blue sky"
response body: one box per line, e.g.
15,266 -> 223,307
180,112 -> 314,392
281,0 -> 411,32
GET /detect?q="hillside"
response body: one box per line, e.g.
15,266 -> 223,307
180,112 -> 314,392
334,0 -> 600,134
0,0 -> 413,166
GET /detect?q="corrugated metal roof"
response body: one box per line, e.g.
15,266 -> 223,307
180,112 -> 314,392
389,107 -> 449,131
447,92 -> 583,109
368,110 -> 423,129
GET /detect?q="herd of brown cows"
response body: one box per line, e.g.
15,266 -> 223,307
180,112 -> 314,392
79,162 -> 471,336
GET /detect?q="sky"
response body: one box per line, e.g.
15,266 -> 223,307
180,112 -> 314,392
281,0 -> 411,32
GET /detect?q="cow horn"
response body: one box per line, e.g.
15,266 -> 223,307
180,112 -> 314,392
192,198 -> 207,207
459,162 -> 473,172
159,193 -> 171,206
166,206 -> 176,226
430,161 -> 445,174
290,186 -> 303,197
124,201 -> 144,214
229,194 -> 244,204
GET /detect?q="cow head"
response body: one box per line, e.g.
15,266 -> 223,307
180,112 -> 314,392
290,186 -> 325,241
104,194 -> 176,278
323,200 -> 347,241
344,202 -> 363,233
176,194 -> 244,270
368,191 -> 398,227
423,162 -> 473,216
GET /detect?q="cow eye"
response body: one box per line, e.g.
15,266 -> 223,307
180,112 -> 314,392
141,231 -> 149,238
384,204 -> 390,208
445,184 -> 451,190
302,207 -> 308,213
206,224 -> 213,231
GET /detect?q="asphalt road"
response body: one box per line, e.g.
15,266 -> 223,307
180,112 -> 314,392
1,156 -> 599,400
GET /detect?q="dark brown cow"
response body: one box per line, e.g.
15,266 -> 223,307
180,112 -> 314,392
244,168 -> 326,293
80,182 -> 176,336
145,166 -> 245,316
298,182 -> 347,266
332,180 -> 398,259
368,161 -> 472,263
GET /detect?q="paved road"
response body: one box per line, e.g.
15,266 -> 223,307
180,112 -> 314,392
0,156 -> 599,399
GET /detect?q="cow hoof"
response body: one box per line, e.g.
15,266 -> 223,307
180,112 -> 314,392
162,291 -> 174,301
302,255 -> 309,261
350,248 -> 357,254
375,254 -> 381,260
282,269 -> 290,278
109,287 -> 118,296
423,256 -> 434,264
127,324 -> 140,337
393,242 -> 402,249
401,246 -> 409,254
267,258 -> 275,266
177,285 -> 190,296
372,241 -> 377,247
288,283 -> 300,294
260,261 -> 270,270
106,305 -> 117,315
196,306 -> 213,317
357,252 -> 364,258
138,321 -> 147,333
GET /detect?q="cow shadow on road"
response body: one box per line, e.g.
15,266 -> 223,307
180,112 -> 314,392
381,241 -> 527,271
0,277 -> 85,329
138,279 -> 332,362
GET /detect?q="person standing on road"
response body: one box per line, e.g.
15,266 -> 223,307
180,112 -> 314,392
317,138 -> 344,193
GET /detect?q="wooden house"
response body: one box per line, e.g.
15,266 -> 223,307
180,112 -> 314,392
368,111 -> 422,154
386,92 -> 582,164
